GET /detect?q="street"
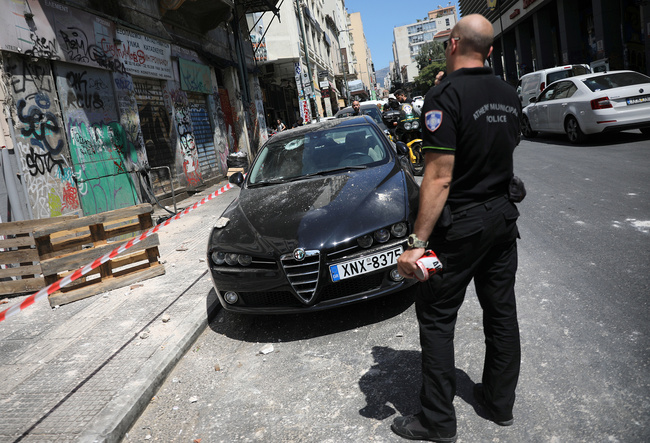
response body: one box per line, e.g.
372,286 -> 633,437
123,131 -> 650,443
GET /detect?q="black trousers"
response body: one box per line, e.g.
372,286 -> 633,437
416,196 -> 521,433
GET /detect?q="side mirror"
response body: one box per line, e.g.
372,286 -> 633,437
395,141 -> 409,156
229,172 -> 244,187
529,96 -> 537,104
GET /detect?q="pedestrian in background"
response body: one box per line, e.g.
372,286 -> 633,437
393,14 -> 523,443
292,117 -> 303,128
351,100 -> 361,115
276,118 -> 286,132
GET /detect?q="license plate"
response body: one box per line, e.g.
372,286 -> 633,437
626,95 -> 650,105
330,246 -> 403,282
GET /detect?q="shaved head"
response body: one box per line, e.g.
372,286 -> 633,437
453,14 -> 494,60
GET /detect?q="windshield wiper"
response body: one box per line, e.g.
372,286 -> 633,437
302,165 -> 367,177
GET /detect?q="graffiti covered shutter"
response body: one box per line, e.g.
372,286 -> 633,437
186,93 -> 218,179
54,63 -> 138,216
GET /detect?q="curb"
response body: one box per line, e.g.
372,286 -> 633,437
80,272 -> 222,442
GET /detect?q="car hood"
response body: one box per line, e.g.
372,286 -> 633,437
210,164 -> 411,255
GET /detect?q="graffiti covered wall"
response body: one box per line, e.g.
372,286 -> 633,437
3,54 -> 80,219
55,64 -> 138,215
163,83 -> 203,189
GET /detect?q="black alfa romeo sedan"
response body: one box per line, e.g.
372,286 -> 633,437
207,115 -> 420,313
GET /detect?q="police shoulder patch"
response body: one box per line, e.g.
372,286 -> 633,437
425,110 -> 443,132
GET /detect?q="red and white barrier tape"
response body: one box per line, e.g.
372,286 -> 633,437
0,180 -> 237,323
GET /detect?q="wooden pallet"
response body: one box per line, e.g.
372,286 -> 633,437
0,215 -> 79,297
31,204 -> 165,307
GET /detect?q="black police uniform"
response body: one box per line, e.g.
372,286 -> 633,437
416,67 -> 523,434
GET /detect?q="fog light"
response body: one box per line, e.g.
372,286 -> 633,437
391,222 -> 408,238
390,268 -> 404,282
358,234 -> 373,248
211,251 -> 225,265
374,228 -> 390,243
412,121 -> 420,130
224,291 -> 239,304
238,254 -> 252,266
225,253 -> 238,265
404,122 -> 412,130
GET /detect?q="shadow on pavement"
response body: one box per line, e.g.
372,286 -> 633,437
357,346 -> 482,421
206,288 -> 415,342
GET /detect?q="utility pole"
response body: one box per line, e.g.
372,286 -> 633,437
295,0 -> 316,119
497,0 -> 506,81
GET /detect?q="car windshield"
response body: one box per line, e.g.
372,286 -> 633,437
546,66 -> 590,84
248,125 -> 389,184
582,72 -> 650,92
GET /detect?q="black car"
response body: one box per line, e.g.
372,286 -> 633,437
207,116 -> 420,314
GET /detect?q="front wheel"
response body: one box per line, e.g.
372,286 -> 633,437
410,141 -> 425,176
521,115 -> 537,138
565,116 -> 586,144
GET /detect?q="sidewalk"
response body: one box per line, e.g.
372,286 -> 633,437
0,180 -> 238,443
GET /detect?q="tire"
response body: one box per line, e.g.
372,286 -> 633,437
565,116 -> 586,144
521,115 -> 537,138
410,142 -> 425,176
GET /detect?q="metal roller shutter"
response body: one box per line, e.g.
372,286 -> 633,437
187,92 -> 218,178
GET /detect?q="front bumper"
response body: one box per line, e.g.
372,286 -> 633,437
208,240 -> 417,314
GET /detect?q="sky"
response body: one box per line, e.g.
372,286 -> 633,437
344,0 -> 461,70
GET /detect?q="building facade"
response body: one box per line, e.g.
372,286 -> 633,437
347,11 -> 377,100
255,0 -> 355,125
0,0 -> 274,222
392,6 -> 458,84
459,0 -> 650,83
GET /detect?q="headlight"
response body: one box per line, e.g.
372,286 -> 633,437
374,229 -> 390,243
403,122 -> 412,130
225,253 -> 239,265
238,255 -> 252,266
358,234 -> 374,248
411,121 -> 420,130
391,222 -> 408,238
211,251 -> 226,265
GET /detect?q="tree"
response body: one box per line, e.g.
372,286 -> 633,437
414,61 -> 446,94
415,41 -> 445,70
414,40 -> 446,93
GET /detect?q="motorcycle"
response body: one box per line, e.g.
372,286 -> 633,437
382,102 -> 425,176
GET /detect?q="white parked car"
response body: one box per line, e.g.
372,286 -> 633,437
521,70 -> 650,143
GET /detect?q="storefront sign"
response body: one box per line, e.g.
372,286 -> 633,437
300,99 -> 311,123
115,27 -> 172,80
179,58 -> 212,94
510,9 -> 520,19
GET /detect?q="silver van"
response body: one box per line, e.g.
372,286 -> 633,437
517,64 -> 591,106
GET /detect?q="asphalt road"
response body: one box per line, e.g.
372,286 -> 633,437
123,131 -> 650,443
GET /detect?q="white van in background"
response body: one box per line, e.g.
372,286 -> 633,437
517,64 -> 592,106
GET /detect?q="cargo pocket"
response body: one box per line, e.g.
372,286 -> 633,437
503,202 -> 521,239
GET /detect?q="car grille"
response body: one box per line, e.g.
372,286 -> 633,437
280,250 -> 320,303
319,272 -> 385,302
238,291 -> 303,308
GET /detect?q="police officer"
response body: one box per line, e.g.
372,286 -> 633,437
392,14 -> 522,443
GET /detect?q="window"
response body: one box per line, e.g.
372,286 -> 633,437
582,72 -> 650,92
551,81 -> 577,100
